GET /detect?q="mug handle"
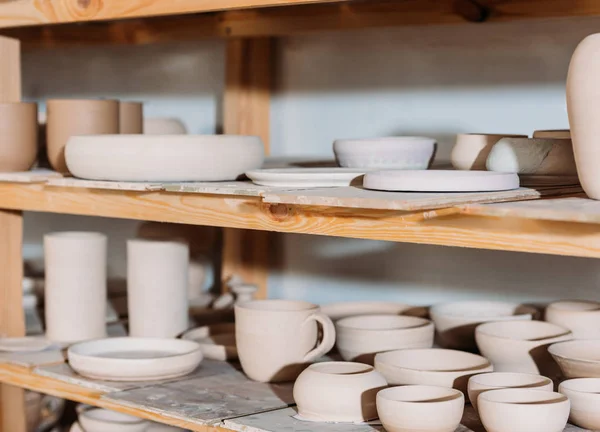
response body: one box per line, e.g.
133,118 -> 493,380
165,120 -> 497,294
302,311 -> 336,363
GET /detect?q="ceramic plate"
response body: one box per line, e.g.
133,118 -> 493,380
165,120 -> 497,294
67,337 -> 203,381
0,336 -> 53,352
182,324 -> 237,361
363,170 -> 519,192
245,168 -> 370,187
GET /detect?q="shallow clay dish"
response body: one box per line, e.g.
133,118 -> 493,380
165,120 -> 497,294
430,301 -> 537,350
68,337 -> 203,381
181,324 -> 237,361
66,135 -> 265,182
0,336 -> 52,352
548,339 -> 600,378
245,168 -> 368,187
545,300 -> 600,339
333,136 -> 436,169
532,129 -> 571,139
478,388 -> 570,432
335,315 -> 434,364
559,378 -> 600,430
321,301 -> 427,321
475,320 -> 572,375
468,372 -> 553,411
79,408 -> 148,432
451,133 -> 526,170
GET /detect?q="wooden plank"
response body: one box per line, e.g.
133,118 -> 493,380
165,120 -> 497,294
47,177 -> 162,191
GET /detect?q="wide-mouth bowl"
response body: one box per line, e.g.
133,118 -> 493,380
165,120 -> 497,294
479,388 -> 567,405
559,378 -> 600,394
469,372 -> 552,389
320,301 -> 424,321
375,348 -> 491,372
236,299 -> 317,312
548,340 -> 600,363
476,320 -> 571,341
377,385 -> 463,403
334,136 -> 436,151
431,301 -> 535,320
547,300 -> 600,313
337,315 -> 431,331
69,337 -> 201,358
80,408 -> 144,425
44,231 -> 106,241
306,361 -> 375,376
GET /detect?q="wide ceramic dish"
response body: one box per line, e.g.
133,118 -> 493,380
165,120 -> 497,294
545,300 -> 600,339
293,362 -> 387,422
451,133 -> 526,170
333,137 -> 436,169
321,301 -> 427,321
548,339 -> 600,378
68,337 -> 203,381
181,324 -> 237,361
559,378 -> 600,430
245,168 -> 368,187
377,385 -> 464,432
468,372 -> 553,411
65,135 -> 265,182
78,408 -> 148,432
335,315 -> 434,364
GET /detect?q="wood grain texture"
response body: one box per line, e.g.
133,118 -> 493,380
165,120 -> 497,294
0,36 -> 20,102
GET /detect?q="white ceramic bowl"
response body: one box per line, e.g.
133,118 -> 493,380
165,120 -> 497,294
374,348 -> 492,393
548,339 -> 600,378
333,137 -> 436,169
376,385 -> 464,432
475,320 -> 572,374
320,301 -> 427,321
478,388 -> 569,432
79,408 -> 148,432
468,372 -> 553,411
559,378 -> 600,430
451,133 -> 526,170
293,362 -> 387,422
430,301 -> 537,350
545,300 -> 600,339
335,315 -> 434,364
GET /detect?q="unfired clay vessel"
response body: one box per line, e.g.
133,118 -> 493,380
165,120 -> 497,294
0,102 -> 38,172
376,385 -> 464,432
430,301 -> 537,351
545,300 -> 600,339
79,408 -> 148,432
144,117 -> 187,135
451,133 -> 526,170
293,362 -> 387,422
182,324 -> 237,361
235,300 -> 335,382
548,339 -> 600,378
46,99 -> 119,174
44,232 -> 107,343
127,239 -> 189,338
475,320 -> 572,375
477,388 -> 570,432
119,101 -> 143,134
533,129 -> 571,139
246,168 -> 367,188
559,378 -> 600,430
335,315 -> 434,364
320,301 -> 427,321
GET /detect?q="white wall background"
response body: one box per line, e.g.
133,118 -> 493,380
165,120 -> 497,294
21,17 -> 600,306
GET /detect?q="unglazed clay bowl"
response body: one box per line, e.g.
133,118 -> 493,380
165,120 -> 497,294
333,136 -> 436,169
545,300 -> 600,339
321,301 -> 428,321
430,301 -> 537,351
451,133 -> 526,170
143,117 -> 187,135
559,378 -> 600,429
486,137 -> 577,176
293,362 -> 387,422
376,385 -> 464,432
468,372 -> 553,411
78,408 -> 148,432
478,388 -> 569,432
548,339 -> 600,378
335,315 -> 434,364
475,320 -> 572,375
532,129 -> 571,139
374,348 -> 492,393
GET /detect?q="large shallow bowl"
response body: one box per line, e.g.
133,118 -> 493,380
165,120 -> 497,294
548,339 -> 600,378
468,372 -> 553,411
333,137 -> 436,169
559,378 -> 600,430
545,300 -> 600,339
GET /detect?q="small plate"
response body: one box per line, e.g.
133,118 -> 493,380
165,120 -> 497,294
0,336 -> 53,352
245,168 -> 370,188
182,324 -> 237,361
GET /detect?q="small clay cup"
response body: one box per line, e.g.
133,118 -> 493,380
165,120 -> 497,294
549,339 -> 600,378
468,372 -> 553,411
559,378 -> 600,430
119,101 -> 143,134
0,102 -> 38,172
545,300 -> 600,339
46,99 -> 119,173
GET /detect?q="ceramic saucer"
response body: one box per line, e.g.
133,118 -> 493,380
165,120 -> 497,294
245,168 -> 370,187
0,336 -> 53,352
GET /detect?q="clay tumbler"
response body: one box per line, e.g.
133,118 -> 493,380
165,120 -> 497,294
0,102 -> 38,172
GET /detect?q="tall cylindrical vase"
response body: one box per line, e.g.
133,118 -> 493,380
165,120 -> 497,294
127,239 -> 189,338
44,232 -> 107,343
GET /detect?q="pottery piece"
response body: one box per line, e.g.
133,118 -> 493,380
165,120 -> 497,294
293,361 -> 387,422
79,408 -> 148,432
468,372 -> 553,411
533,129 -> 571,139
486,137 -> 577,176
144,117 -> 187,135
119,101 -> 143,134
363,170 -> 519,192
68,337 -> 203,381
66,135 -> 265,182
545,300 -> 600,339
451,133 -> 527,171
235,299 -> 336,382
0,336 -> 52,352
478,388 -> 570,432
0,102 -> 38,172
548,339 -> 600,378
335,315 -> 434,364
559,378 -> 600,430
44,232 -> 107,343
430,301 -> 537,351
188,259 -> 207,300
376,385 -> 464,432
333,136 -> 436,169
127,239 -> 189,338
374,348 -> 492,393
230,283 -> 258,305
46,99 -> 119,174
181,324 -> 237,361
475,320 -> 571,375
321,301 -> 427,321
245,167 -> 368,187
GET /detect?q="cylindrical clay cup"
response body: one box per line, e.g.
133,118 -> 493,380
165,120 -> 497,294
44,232 -> 107,343
46,99 -> 119,173
0,102 -> 38,172
119,101 -> 143,134
127,239 -> 189,338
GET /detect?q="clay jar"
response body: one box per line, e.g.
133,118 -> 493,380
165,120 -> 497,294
0,102 -> 38,172
46,99 -> 119,173
119,101 -> 143,134
335,315 -> 434,364
235,300 -> 335,382
548,340 -> 600,378
44,232 -> 107,343
545,300 -> 600,339
451,133 -> 526,170
293,362 -> 387,422
559,378 -> 600,430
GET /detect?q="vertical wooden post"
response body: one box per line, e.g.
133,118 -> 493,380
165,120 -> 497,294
222,38 -> 272,299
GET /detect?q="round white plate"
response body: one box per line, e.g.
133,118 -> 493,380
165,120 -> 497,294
363,170 -> 520,192
245,168 -> 369,187
68,337 -> 203,381
0,336 -> 52,352
182,324 -> 237,361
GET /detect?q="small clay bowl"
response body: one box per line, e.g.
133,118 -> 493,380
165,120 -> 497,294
545,300 -> 600,339
335,315 -> 434,364
478,388 -> 569,432
320,301 -> 427,321
451,133 -> 526,170
548,339 -> 600,378
377,385 -> 464,432
79,408 -> 148,432
559,378 -> 600,430
468,372 -> 553,411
